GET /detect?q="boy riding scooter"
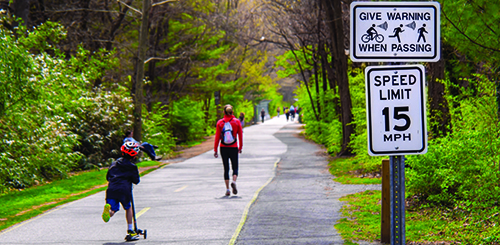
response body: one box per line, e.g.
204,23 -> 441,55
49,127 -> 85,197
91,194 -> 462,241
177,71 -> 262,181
102,141 -> 141,238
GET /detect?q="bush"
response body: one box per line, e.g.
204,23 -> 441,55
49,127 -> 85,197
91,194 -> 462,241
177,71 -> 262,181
142,102 -> 177,157
168,96 -> 207,143
406,128 -> 500,209
0,20 -> 126,192
70,89 -> 133,170
407,74 -> 500,210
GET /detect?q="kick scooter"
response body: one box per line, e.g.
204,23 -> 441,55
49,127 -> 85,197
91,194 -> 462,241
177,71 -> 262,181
125,188 -> 147,241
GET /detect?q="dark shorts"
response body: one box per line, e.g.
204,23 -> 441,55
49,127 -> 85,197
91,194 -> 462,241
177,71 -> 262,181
106,195 -> 131,212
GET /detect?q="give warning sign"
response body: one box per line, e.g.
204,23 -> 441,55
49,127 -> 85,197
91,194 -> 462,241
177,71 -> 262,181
350,2 -> 440,62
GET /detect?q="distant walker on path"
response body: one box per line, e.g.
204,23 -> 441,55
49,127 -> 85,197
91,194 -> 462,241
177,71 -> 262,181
238,112 -> 245,128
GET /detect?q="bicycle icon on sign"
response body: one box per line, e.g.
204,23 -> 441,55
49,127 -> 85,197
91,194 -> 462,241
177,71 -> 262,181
361,23 -> 385,43
361,33 -> 384,43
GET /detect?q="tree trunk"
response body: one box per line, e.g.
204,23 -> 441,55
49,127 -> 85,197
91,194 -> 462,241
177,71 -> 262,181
323,0 -> 354,156
13,0 -> 30,26
313,53 -> 322,119
428,50 -> 450,138
133,0 -> 152,141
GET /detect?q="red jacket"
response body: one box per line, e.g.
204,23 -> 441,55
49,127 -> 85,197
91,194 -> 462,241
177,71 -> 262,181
214,115 -> 243,152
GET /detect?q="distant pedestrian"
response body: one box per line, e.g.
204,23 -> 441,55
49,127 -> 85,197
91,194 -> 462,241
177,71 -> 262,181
285,108 -> 290,121
277,107 -> 280,117
238,112 -> 245,128
290,105 -> 296,121
102,142 -> 141,237
214,104 -> 243,196
261,108 -> 266,123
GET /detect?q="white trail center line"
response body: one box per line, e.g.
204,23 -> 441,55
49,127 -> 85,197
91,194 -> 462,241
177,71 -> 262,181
174,185 -> 188,192
136,207 -> 150,218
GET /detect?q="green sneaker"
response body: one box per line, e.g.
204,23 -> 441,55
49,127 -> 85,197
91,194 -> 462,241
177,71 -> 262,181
127,229 -> 138,236
125,230 -> 139,241
102,204 -> 111,222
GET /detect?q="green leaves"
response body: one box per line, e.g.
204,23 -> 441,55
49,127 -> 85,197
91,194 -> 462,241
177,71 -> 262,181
0,18 -> 127,193
441,0 -> 500,64
406,73 -> 500,210
167,96 -> 207,143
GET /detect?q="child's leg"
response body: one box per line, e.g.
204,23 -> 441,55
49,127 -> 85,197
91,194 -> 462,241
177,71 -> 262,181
103,199 -> 119,222
121,199 -> 135,233
125,207 -> 133,229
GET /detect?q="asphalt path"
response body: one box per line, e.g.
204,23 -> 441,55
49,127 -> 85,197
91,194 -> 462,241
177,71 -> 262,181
0,116 -> 381,245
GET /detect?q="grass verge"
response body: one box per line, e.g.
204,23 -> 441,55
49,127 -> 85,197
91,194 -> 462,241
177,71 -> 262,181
330,157 -> 500,244
0,160 -> 166,232
329,157 -> 381,185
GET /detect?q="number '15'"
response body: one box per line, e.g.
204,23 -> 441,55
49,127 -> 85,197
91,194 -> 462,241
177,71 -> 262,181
382,106 -> 411,131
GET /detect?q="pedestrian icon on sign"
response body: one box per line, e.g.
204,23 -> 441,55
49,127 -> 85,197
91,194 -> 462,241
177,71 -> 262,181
417,24 -> 428,42
389,24 -> 405,43
361,24 -> 384,43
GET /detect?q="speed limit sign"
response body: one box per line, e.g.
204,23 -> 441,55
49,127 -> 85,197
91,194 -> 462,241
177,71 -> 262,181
365,65 -> 427,156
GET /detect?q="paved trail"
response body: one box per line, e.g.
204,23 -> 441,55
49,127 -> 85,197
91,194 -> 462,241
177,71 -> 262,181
0,116 -> 380,245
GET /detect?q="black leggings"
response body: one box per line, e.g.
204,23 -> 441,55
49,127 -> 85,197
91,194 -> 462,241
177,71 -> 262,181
220,147 -> 239,180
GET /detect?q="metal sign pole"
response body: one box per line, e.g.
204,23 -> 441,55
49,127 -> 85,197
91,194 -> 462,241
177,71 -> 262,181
390,155 -> 405,245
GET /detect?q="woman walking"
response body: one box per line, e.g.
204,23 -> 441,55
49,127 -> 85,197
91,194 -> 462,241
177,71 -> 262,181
214,105 -> 243,196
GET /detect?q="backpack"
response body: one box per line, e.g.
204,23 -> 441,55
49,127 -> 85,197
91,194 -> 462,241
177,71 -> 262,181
221,118 -> 236,145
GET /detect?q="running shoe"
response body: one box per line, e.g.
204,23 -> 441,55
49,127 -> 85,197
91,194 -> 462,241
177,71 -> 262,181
225,190 -> 231,196
102,203 -> 111,222
125,230 -> 139,241
231,182 -> 238,195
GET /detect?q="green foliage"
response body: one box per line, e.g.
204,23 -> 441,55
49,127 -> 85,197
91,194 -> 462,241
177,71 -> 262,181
347,65 -> 385,174
336,190 -> 500,243
0,19 -> 129,193
440,0 -> 500,64
142,103 -> 177,156
407,129 -> 500,208
275,49 -> 312,79
407,74 -> 500,210
279,47 -> 345,155
292,57 -> 383,174
329,157 -> 381,185
70,88 -> 133,170
233,100 -> 254,125
168,96 -> 207,143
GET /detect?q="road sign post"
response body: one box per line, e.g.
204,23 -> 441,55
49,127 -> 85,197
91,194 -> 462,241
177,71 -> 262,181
351,2 -> 437,243
365,64 -> 427,245
390,155 -> 405,244
350,2 -> 440,62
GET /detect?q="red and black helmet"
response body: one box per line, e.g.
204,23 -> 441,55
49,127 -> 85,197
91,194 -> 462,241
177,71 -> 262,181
121,142 -> 140,158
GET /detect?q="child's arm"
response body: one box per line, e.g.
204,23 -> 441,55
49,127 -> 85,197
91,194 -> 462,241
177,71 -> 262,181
131,165 -> 140,185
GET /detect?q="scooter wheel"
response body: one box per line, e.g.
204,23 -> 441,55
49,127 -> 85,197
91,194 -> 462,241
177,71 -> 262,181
144,229 -> 147,239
